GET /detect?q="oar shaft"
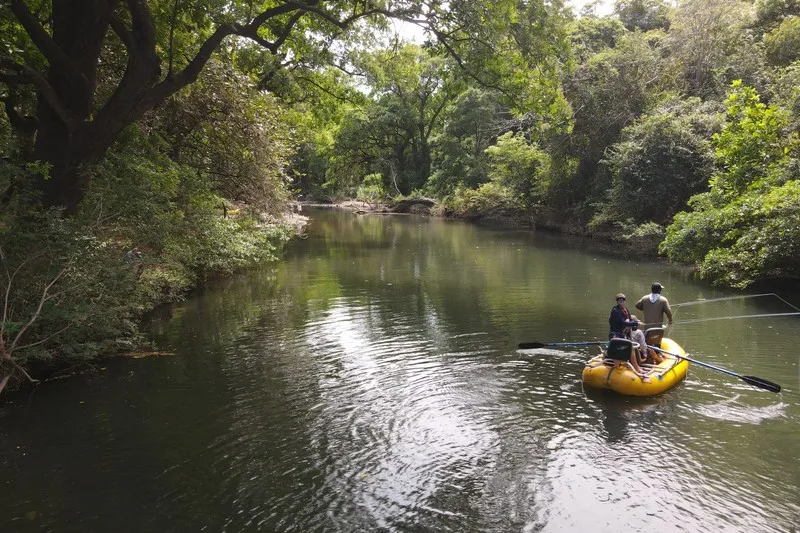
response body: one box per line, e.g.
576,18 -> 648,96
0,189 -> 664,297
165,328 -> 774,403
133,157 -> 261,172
647,345 -> 781,392
544,341 -> 607,347
518,341 -> 607,349
648,345 -> 735,375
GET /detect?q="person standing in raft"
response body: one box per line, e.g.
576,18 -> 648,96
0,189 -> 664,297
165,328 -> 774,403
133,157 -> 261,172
608,293 -> 648,379
635,282 -> 673,329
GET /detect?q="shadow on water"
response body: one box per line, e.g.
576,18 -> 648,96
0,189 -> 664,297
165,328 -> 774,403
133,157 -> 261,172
583,385 -> 680,444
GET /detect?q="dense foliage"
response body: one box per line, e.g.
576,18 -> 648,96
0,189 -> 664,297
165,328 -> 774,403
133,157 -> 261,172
660,82 -> 800,286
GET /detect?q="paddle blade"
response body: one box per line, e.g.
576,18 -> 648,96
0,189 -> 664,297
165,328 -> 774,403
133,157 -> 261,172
518,342 -> 546,349
741,375 -> 782,393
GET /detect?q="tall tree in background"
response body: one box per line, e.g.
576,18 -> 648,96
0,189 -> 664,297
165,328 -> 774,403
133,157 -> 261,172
561,30 -> 663,210
427,88 -> 508,195
666,0 -> 755,97
326,44 -> 457,195
613,0 -> 671,31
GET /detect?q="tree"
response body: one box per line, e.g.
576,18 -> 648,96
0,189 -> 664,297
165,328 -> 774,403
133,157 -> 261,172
764,16 -> 800,66
661,82 -> 800,286
711,81 -> 789,194
328,101 -> 419,195
754,0 -> 800,29
613,0 -> 671,32
601,97 -> 722,225
1,0 -> 368,211
666,0 -> 755,98
146,60 -> 294,213
326,44 -> 457,195
567,15 -> 628,62
427,88 -> 508,195
0,0 -> 570,213
770,62 -> 800,127
561,31 -> 664,210
485,131 -> 550,203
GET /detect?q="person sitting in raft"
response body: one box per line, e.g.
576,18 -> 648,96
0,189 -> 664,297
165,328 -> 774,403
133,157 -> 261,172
608,293 -> 648,379
608,293 -> 638,340
629,315 -> 665,365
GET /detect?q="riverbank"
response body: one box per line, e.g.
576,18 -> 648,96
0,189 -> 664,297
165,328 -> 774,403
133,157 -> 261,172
307,198 -> 665,257
0,208 -> 309,396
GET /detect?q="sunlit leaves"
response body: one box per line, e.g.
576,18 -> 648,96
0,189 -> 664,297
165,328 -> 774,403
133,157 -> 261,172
764,16 -> 800,66
613,0 -> 671,32
661,82 -> 800,286
485,131 -> 550,203
711,81 -> 791,194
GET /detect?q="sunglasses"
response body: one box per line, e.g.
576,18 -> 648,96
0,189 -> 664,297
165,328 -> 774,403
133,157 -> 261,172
617,298 -> 626,301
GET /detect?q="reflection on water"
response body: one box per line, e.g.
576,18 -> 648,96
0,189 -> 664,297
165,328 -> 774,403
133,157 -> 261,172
1,208 -> 798,533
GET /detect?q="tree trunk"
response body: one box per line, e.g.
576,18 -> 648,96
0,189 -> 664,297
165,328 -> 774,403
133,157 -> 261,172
33,109 -> 83,211
29,0 -> 110,212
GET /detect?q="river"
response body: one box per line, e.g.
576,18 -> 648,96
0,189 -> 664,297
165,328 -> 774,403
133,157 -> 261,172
2,208 -> 798,532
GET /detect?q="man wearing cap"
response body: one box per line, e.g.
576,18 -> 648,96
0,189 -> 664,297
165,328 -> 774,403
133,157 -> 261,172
635,282 -> 673,329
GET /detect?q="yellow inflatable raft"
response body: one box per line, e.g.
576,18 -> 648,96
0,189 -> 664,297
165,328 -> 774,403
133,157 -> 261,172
582,336 -> 689,396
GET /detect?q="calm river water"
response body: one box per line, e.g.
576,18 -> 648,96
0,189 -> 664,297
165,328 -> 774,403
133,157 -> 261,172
2,208 -> 799,532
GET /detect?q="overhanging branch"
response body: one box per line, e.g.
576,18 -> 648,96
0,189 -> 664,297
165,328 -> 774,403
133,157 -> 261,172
431,29 -> 516,105
285,1 -> 383,30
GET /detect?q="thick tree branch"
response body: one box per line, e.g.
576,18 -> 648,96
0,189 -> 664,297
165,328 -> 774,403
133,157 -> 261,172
1,93 -> 37,135
270,11 -> 305,52
167,0 -> 181,76
425,95 -> 449,139
143,3 -> 302,105
285,2 -> 382,29
5,356 -> 39,384
0,60 -> 80,129
127,0 -> 158,53
9,0 -> 76,77
102,3 -> 137,52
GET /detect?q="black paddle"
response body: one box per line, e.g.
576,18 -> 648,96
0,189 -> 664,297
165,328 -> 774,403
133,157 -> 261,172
648,345 -> 782,393
518,341 -> 608,349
